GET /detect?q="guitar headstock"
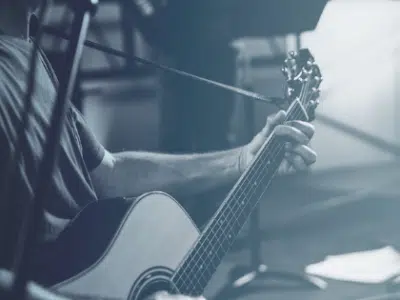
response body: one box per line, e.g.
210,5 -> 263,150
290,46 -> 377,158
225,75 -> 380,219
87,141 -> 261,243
282,49 -> 322,121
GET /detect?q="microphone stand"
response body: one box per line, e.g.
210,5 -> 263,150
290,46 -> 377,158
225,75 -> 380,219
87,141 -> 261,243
10,1 -> 98,299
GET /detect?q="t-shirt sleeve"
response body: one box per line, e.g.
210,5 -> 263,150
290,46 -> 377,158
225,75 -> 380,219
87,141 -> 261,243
72,107 -> 105,171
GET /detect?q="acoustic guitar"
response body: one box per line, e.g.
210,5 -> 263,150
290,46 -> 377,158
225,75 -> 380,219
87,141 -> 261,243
39,49 -> 322,300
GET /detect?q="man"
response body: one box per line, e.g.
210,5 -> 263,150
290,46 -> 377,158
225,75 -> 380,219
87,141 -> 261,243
0,0 -> 317,299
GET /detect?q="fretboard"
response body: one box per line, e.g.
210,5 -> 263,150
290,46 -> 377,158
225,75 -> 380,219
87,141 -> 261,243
172,100 -> 308,296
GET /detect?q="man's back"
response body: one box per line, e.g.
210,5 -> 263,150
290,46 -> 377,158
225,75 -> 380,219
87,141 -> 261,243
0,34 -> 105,270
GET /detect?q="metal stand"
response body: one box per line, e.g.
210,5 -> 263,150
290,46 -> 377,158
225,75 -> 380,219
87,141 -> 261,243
212,42 -> 326,300
212,203 -> 326,300
9,1 -> 98,299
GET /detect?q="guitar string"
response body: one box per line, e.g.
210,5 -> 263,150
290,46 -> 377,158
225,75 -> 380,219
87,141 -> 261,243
173,103 -> 305,293
173,76 -> 314,292
173,102 -> 308,294
176,80 -> 314,294
176,81 -> 316,293
175,130 -> 293,294
184,113 -> 304,293
184,105 -> 309,294
181,81 -> 315,290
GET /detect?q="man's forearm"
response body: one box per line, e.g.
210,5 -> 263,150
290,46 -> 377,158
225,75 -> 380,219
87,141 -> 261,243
101,148 -> 243,199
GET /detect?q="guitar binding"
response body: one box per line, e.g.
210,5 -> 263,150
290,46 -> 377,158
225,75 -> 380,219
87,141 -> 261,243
128,266 -> 175,300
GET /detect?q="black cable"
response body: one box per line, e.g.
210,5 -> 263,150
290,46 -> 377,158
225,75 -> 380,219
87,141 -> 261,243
40,25 -> 286,107
0,0 -> 49,273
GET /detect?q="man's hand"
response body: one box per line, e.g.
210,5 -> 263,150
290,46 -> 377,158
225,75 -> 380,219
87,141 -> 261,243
148,291 -> 205,300
239,110 -> 316,176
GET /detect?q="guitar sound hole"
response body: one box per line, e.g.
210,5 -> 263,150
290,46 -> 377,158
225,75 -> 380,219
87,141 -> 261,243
134,279 -> 171,300
129,267 -> 174,300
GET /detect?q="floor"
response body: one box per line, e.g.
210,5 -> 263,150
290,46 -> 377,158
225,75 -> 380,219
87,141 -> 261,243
202,161 -> 400,300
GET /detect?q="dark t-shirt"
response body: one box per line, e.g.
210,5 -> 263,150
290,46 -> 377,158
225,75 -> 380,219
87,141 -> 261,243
0,35 -> 105,268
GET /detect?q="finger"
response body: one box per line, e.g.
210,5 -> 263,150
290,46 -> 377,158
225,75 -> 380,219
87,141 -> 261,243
275,124 -> 309,145
153,291 -> 169,300
278,159 -> 296,176
284,153 -> 309,171
285,120 -> 315,139
261,110 -> 287,137
285,144 -> 317,165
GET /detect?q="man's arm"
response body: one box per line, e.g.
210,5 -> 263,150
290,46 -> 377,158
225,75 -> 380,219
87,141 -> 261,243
89,111 -> 316,201
90,148 -> 242,200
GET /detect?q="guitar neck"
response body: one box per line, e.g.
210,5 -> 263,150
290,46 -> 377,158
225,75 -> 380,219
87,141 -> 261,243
171,100 -> 309,296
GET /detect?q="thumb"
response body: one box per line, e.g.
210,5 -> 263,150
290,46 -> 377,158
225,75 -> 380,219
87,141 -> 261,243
149,291 -> 169,300
261,110 -> 287,137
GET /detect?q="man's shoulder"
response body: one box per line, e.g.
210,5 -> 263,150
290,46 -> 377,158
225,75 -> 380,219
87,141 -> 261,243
0,35 -> 31,54
0,36 -> 33,129
0,35 -> 31,74
0,37 -> 30,86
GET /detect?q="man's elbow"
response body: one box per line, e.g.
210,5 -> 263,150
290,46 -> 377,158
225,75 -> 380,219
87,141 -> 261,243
90,150 -> 118,199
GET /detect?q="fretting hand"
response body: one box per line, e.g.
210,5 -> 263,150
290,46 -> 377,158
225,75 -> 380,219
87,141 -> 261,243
239,110 -> 316,175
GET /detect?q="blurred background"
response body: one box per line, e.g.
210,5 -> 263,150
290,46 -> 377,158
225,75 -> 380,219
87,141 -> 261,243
40,0 -> 400,299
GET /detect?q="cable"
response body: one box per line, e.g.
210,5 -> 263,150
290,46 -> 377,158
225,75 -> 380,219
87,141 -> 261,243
40,25 -> 286,107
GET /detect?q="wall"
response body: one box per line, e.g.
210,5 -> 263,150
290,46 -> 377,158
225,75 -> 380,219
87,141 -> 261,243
300,0 -> 400,171
239,0 -> 400,172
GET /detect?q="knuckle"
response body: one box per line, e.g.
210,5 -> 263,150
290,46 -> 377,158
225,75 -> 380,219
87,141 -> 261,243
311,151 -> 317,163
274,124 -> 287,134
266,115 -> 274,125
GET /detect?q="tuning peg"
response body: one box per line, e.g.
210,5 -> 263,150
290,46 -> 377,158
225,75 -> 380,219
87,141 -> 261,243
315,76 -> 323,83
285,57 -> 296,66
302,67 -> 313,76
281,66 -> 289,76
312,87 -> 320,97
310,99 -> 320,108
306,60 -> 314,70
287,87 -> 295,96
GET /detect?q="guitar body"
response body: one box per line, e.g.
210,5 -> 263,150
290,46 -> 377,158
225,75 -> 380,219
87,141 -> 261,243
31,49 -> 321,300
45,192 -> 199,300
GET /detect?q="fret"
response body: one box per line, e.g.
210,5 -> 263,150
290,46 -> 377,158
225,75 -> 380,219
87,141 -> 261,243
173,101 -> 308,295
